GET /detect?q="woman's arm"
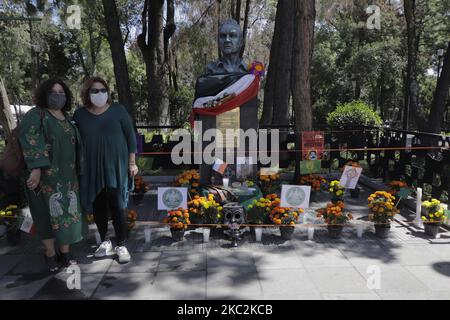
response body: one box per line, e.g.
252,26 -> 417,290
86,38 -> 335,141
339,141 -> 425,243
19,108 -> 50,189
119,105 -> 138,177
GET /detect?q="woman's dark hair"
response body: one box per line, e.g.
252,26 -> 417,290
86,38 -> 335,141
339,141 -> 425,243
80,76 -> 112,108
33,78 -> 73,112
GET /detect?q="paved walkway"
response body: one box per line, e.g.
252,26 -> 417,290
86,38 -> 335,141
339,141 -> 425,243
1,187 -> 450,300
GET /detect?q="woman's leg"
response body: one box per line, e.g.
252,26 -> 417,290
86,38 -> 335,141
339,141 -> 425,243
59,244 -> 69,254
42,238 -> 56,257
92,189 -> 109,242
108,189 -> 128,246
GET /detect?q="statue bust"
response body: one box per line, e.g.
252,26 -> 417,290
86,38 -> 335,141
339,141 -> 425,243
207,19 -> 248,74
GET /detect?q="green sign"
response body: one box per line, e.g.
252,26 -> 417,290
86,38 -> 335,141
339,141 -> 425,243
300,160 -> 321,174
397,187 -> 412,198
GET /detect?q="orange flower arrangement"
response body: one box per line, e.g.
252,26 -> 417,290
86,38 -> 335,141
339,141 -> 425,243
316,201 -> 353,225
265,194 -> 303,225
163,208 -> 191,230
134,175 -> 150,194
387,180 -> 408,196
127,210 -> 138,230
258,172 -> 280,195
299,174 -> 327,192
174,169 -> 200,196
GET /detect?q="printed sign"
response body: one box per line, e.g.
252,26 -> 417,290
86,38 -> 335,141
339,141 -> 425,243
339,165 -> 363,189
397,187 -> 412,198
236,156 -> 255,180
158,187 -> 188,210
300,160 -> 322,174
302,131 -> 324,160
280,185 -> 311,209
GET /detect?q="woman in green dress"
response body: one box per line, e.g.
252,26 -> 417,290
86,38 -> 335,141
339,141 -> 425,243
19,79 -> 84,272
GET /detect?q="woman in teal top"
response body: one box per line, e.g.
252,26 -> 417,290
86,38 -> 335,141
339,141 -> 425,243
19,79 -> 84,272
73,77 -> 137,264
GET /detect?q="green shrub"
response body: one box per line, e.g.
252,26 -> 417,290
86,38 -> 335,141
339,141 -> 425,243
169,86 -> 195,126
326,101 -> 382,128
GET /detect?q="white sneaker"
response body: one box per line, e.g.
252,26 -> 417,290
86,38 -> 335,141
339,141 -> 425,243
115,246 -> 131,263
94,240 -> 114,258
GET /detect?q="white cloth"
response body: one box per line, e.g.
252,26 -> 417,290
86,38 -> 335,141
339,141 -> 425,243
193,74 -> 255,109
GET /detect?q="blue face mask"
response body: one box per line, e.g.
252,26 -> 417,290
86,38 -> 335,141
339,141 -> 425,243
47,93 -> 66,110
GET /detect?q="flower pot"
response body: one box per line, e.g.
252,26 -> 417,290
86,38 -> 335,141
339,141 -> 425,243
310,191 -> 317,203
327,225 -> 343,238
374,224 -> 391,238
280,226 -> 295,240
6,228 -> 21,246
332,197 -> 344,204
350,187 -> 360,198
170,229 -> 185,242
424,223 -> 441,238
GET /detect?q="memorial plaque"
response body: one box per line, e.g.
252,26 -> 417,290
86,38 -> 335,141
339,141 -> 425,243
216,108 -> 240,149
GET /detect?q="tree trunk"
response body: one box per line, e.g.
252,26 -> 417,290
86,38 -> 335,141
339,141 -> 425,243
102,0 -> 135,122
0,77 -> 16,138
272,0 -> 294,130
235,0 -> 242,23
427,42 -> 450,134
138,0 -> 173,126
260,0 -> 282,126
240,0 -> 251,58
404,0 -> 421,130
291,0 -> 315,180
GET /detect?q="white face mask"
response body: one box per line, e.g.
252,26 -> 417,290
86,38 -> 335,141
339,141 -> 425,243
90,92 -> 108,108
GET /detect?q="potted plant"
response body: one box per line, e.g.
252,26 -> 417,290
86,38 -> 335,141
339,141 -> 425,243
0,204 -> 21,246
174,169 -> 200,198
421,199 -> 446,238
258,171 -> 280,195
188,194 -> 223,235
246,197 -> 271,240
163,208 -> 191,241
328,180 -> 345,203
367,191 -> 399,238
316,201 -> 353,238
268,195 -> 302,240
299,174 -> 327,202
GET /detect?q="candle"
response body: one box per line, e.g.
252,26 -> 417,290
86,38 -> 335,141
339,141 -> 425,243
416,187 -> 423,227
144,228 -> 152,243
223,178 -> 229,188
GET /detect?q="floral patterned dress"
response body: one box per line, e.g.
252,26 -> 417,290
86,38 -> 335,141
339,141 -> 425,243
19,108 -> 84,245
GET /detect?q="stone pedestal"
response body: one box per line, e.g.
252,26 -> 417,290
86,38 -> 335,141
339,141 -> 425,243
198,98 -> 258,185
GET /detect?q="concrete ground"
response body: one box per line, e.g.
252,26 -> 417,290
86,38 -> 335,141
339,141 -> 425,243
1,187 -> 450,300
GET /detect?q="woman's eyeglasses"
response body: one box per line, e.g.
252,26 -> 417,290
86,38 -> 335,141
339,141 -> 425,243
90,88 -> 107,94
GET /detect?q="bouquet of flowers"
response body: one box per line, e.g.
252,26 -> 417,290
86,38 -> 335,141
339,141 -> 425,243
328,180 -> 345,200
163,208 -> 191,230
316,201 -> 353,225
0,204 -> 19,233
188,194 -> 223,225
421,199 -> 446,224
258,171 -> 280,195
246,197 -> 271,225
299,174 -> 327,192
367,191 -> 399,224
269,206 -> 302,226
174,169 -> 200,197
